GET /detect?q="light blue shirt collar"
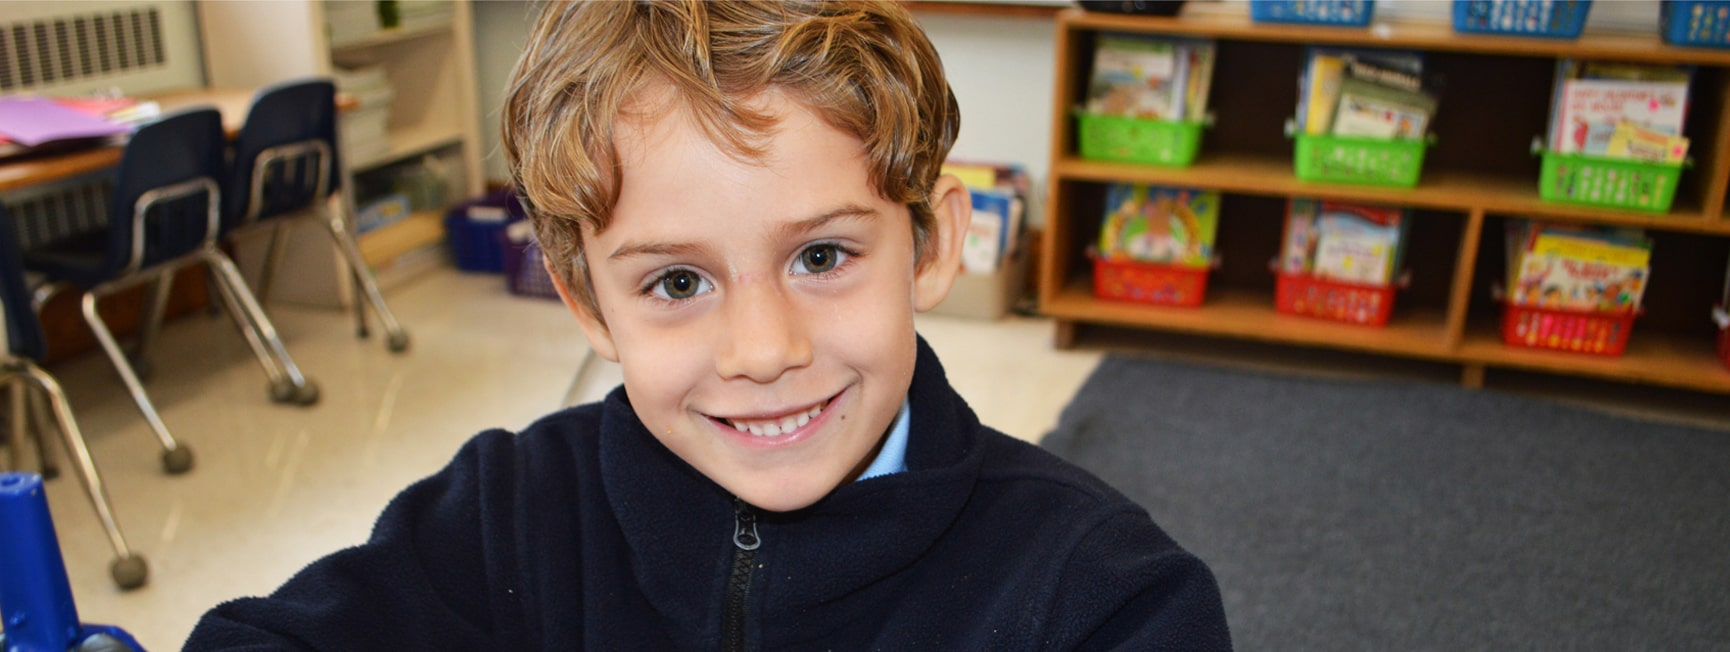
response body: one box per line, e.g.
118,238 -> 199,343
855,397 -> 911,482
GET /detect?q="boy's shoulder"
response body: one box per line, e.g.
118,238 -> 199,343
971,426 -> 1154,525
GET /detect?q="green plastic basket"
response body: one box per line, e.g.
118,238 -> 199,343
1538,152 -> 1683,213
1293,133 -> 1428,187
1076,113 -> 1204,167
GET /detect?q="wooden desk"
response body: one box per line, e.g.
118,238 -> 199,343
0,88 -> 353,194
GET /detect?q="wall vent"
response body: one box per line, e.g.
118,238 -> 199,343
4,179 -> 113,251
0,8 -> 166,92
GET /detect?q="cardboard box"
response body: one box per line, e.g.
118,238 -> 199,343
930,246 -> 1027,320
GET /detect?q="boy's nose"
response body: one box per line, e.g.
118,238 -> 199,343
715,281 -> 812,383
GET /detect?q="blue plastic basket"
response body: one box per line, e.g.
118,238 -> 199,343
1661,1 -> 1730,48
1452,1 -> 1591,38
1249,0 -> 1374,26
444,190 -> 525,273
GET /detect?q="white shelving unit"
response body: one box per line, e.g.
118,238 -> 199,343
197,0 -> 483,305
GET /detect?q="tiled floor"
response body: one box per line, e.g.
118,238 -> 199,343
15,266 -> 1103,650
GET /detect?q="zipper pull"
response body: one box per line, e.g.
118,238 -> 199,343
732,498 -> 761,551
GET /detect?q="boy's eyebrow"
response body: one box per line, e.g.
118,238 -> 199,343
774,204 -> 879,241
607,205 -> 879,262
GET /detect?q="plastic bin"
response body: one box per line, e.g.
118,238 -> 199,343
1093,256 -> 1211,307
1538,151 -> 1683,213
1452,0 -> 1591,38
501,221 -> 562,300
1501,302 -> 1636,355
1249,0 -> 1374,26
1076,114 -> 1205,167
1294,132 -> 1429,187
1274,270 -> 1397,326
444,190 -> 524,273
1661,1 -> 1730,48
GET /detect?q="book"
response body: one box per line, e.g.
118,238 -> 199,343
1182,40 -> 1217,121
1329,76 -> 1436,139
1086,34 -> 1185,120
1309,201 -> 1407,285
1508,221 -> 1653,312
963,189 -> 1012,274
1098,184 -> 1220,267
1300,48 -> 1429,137
1604,121 -> 1690,164
1550,60 -> 1692,157
1280,199 -> 1321,274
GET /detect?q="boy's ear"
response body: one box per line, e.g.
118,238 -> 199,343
913,173 -> 972,313
545,258 -> 620,363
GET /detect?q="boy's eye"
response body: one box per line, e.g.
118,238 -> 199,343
793,244 -> 844,275
652,269 -> 712,300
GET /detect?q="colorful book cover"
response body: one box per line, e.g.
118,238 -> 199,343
1183,40 -> 1217,121
1330,81 -> 1434,139
1281,199 -> 1321,274
963,189 -> 1012,274
1086,34 -> 1184,120
1555,78 -> 1689,156
1098,184 -> 1220,267
1311,201 -> 1405,285
1512,255 -> 1649,312
1605,121 -> 1690,163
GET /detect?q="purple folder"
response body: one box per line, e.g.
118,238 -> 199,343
0,96 -> 130,147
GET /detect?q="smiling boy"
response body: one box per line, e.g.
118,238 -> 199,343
186,2 -> 1229,650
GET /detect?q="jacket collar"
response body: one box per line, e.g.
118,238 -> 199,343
597,336 -> 985,637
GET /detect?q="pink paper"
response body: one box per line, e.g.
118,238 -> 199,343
0,96 -> 130,147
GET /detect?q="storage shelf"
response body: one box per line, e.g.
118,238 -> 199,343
1459,322 -> 1730,394
1054,154 -> 1725,234
350,124 -> 464,172
1047,279 -> 1455,360
329,21 -> 452,53
358,210 -> 445,267
1063,6 -> 1730,67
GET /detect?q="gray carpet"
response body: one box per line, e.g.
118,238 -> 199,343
1040,355 -> 1730,651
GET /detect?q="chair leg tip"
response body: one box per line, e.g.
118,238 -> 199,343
162,446 -> 194,475
388,332 -> 410,353
111,553 -> 149,590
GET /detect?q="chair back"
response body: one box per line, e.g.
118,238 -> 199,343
107,107 -> 227,278
227,78 -> 340,231
0,205 -> 46,361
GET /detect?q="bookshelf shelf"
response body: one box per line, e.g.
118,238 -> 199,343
1041,6 -> 1730,395
329,21 -> 453,54
358,210 -> 445,267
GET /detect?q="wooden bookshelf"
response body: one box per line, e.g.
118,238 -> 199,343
1040,6 -> 1730,395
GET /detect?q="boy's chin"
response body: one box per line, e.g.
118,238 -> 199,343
729,478 -> 843,513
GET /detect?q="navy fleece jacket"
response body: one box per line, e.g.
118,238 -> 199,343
185,339 -> 1231,650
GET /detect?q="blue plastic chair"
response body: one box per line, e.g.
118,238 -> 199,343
0,207 -> 147,590
228,78 -> 410,353
1,472 -> 149,640
23,108 -> 321,477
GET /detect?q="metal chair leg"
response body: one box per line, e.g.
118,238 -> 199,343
320,206 -> 409,353
6,381 -> 22,471
257,221 -> 290,304
18,361 -> 148,590
203,251 -> 319,406
80,292 -> 194,475
204,253 -> 294,391
24,387 -> 58,479
130,271 -> 174,380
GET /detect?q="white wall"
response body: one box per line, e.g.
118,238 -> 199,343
469,4 -> 1059,223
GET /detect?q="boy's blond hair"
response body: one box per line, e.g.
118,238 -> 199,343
501,0 -> 961,320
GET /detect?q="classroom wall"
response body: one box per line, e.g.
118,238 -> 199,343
470,2 -> 1059,225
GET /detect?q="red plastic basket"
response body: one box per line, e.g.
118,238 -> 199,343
1274,271 -> 1396,326
1092,257 -> 1210,307
1501,302 -> 1636,356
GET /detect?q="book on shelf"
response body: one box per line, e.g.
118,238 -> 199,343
944,159 -> 1030,274
1282,199 -> 1408,285
1297,48 -> 1430,138
1085,34 -> 1216,121
1548,59 -> 1693,159
1506,220 -> 1653,313
1098,184 -> 1220,268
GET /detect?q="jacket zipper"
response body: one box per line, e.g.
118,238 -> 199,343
724,498 -> 760,652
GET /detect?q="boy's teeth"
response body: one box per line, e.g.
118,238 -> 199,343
729,402 -> 826,437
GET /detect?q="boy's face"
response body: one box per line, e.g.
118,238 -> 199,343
552,89 -> 968,512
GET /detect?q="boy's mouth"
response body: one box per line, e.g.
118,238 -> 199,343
714,396 -> 836,438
